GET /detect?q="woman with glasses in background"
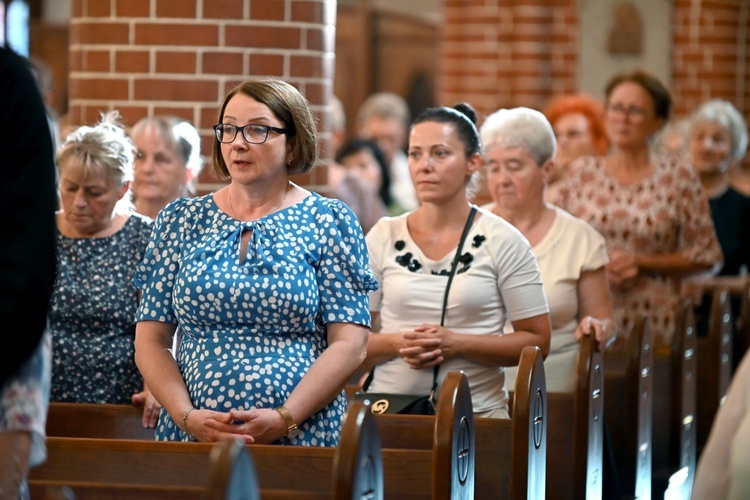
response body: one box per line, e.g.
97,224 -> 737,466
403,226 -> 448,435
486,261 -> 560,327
556,69 -> 722,352
134,77 -> 377,446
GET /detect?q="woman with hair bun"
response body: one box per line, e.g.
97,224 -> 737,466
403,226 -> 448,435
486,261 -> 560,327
361,103 -> 551,418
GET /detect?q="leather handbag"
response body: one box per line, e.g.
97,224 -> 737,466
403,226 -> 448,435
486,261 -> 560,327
355,206 -> 478,415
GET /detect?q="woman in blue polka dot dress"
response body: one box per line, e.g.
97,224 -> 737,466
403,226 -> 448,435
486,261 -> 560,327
134,77 -> 378,446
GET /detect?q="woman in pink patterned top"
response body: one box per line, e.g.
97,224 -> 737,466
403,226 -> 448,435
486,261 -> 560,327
557,69 -> 723,352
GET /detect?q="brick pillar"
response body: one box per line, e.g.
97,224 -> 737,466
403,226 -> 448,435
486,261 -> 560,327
439,0 -> 578,118
68,0 -> 336,191
672,0 -> 749,118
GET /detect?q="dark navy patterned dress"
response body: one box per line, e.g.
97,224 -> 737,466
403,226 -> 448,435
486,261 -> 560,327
49,213 -> 154,403
134,193 -> 377,446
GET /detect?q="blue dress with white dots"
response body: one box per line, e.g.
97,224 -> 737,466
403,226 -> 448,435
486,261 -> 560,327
134,192 -> 377,446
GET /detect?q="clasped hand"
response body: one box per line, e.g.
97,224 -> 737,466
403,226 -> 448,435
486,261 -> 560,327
191,407 -> 286,444
399,324 -> 453,369
607,248 -> 639,290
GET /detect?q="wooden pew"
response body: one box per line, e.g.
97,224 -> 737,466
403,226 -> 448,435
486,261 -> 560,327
31,402 -> 384,499
47,401 -> 154,440
695,287 -> 733,456
29,438 -> 261,499
32,392 -> 488,498
565,332 -> 604,500
651,297 -> 698,499
368,345 -> 546,499
508,334 -> 604,499
737,278 -> 750,363
603,313 -> 653,499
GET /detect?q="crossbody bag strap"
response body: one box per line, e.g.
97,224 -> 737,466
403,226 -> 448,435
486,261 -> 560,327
429,205 -> 477,394
363,205 -> 479,393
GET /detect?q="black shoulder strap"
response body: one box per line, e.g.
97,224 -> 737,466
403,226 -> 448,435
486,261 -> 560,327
364,205 -> 478,392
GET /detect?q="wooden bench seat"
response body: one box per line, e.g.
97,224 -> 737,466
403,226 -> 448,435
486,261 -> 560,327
30,437 -> 261,500
31,402 -> 384,499
506,334 -> 603,499
47,401 -> 154,440
603,313 -> 653,499
368,345 -> 547,499
696,287 -> 734,456
652,297 -> 698,499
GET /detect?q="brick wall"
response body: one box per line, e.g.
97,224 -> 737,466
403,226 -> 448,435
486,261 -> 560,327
439,0 -> 579,119
67,0 -> 336,192
439,0 -> 748,126
672,0 -> 749,120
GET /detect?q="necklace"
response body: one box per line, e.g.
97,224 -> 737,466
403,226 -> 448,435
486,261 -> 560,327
228,182 -> 289,221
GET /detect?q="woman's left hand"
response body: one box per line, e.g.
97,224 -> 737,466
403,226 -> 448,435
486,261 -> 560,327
575,316 -> 616,352
203,407 -> 286,444
131,389 -> 162,429
607,249 -> 639,290
400,324 -> 454,369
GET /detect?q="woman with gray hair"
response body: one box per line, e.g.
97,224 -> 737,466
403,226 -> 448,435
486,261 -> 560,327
688,98 -> 750,278
50,111 -> 159,426
130,116 -> 204,219
480,107 -> 615,392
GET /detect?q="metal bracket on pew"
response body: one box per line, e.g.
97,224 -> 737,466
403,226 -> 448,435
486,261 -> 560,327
574,332 -> 604,500
604,313 -> 653,499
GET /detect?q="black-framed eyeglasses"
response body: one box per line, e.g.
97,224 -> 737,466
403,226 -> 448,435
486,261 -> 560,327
213,123 -> 288,144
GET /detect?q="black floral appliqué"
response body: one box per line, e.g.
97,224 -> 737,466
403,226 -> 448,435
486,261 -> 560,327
457,252 -> 474,274
472,235 -> 486,248
395,251 -> 422,273
395,240 -> 406,251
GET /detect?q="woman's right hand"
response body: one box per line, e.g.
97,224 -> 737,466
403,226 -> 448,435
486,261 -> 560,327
182,408 -> 255,444
607,249 -> 639,289
399,325 -> 444,369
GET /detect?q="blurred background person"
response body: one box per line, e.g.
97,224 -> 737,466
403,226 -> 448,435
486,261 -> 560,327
683,99 -> 750,367
687,98 -> 750,278
543,93 -> 609,205
329,138 -> 389,234
557,69 -> 723,352
0,45 -> 57,500
130,116 -> 204,219
50,112 -> 159,427
480,106 -> 615,393
27,56 -> 61,152
356,91 -> 418,213
326,97 -> 388,233
652,117 -> 690,160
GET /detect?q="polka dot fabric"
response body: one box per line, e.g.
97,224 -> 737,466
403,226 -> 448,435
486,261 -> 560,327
135,193 -> 377,446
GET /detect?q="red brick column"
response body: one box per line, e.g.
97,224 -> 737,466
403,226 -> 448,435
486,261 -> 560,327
68,0 -> 336,190
439,0 -> 578,118
672,0 -> 749,119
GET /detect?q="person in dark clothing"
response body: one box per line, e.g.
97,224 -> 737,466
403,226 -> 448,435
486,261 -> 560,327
0,45 -> 58,499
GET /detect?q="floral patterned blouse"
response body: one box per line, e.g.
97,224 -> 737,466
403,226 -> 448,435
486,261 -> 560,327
557,155 -> 723,351
49,213 -> 154,403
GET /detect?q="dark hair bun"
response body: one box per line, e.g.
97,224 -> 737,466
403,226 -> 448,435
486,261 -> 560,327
453,103 -> 477,125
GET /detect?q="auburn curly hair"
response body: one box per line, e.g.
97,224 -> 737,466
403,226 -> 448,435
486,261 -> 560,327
543,94 -> 609,156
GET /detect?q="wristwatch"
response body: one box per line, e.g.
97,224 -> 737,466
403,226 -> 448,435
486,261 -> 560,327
274,405 -> 298,437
